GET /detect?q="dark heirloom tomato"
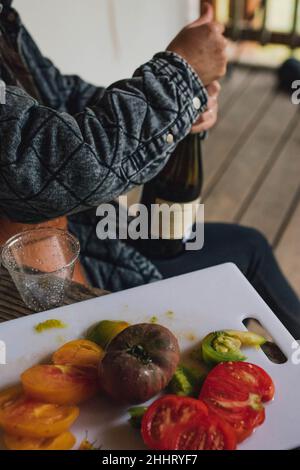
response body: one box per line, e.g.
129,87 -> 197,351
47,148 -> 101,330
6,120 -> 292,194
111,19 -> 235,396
199,362 -> 274,442
141,396 -> 209,450
171,415 -> 237,450
98,324 -> 180,404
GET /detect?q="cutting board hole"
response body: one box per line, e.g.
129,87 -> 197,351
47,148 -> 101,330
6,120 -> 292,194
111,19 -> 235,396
243,318 -> 287,364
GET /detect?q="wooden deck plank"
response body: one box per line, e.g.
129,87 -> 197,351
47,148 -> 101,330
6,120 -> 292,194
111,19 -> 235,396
203,89 -> 298,224
0,267 -> 108,322
276,197 -> 300,297
202,71 -> 275,197
240,117 -> 300,244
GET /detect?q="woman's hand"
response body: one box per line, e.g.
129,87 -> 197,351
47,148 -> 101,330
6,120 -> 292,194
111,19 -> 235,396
191,81 -> 221,134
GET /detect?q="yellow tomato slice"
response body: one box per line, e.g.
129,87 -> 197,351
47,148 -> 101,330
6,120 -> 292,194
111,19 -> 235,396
1,397 -> 79,438
4,431 -> 76,450
52,339 -> 103,369
0,385 -> 24,426
21,365 -> 98,405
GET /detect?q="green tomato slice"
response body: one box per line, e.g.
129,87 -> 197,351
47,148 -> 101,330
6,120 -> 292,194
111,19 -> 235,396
225,330 -> 266,347
128,406 -> 148,429
202,330 -> 266,366
168,365 -> 205,397
86,320 -> 130,349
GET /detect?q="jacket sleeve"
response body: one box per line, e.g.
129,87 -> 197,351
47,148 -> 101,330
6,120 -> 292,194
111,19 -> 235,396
0,52 -> 208,223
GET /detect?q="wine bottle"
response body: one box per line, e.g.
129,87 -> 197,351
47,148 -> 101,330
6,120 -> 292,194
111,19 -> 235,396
139,133 -> 203,259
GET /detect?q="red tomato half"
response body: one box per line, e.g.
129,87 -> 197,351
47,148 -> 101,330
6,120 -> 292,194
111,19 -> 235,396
141,395 -> 208,450
199,362 -> 274,442
220,362 -> 275,402
171,415 -> 237,450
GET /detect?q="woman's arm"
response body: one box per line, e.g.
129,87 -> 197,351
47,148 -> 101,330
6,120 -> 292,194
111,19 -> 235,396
0,52 -> 207,223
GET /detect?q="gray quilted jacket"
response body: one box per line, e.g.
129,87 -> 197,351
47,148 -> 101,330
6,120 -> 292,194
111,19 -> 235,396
0,0 -> 208,291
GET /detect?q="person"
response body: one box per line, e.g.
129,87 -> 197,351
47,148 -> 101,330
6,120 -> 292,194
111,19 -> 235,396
0,1 -> 299,338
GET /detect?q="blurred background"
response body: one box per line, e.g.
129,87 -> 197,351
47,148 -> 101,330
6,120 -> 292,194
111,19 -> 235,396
14,0 -> 300,296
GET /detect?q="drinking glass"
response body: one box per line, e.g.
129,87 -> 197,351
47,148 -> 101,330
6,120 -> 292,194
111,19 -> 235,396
1,228 -> 80,312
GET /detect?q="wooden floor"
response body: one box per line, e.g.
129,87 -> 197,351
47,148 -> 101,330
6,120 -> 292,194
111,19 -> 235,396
203,66 -> 300,296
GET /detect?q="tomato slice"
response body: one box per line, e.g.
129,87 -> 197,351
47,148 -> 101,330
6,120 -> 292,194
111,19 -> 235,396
205,401 -> 265,443
4,431 -> 76,450
21,365 -> 98,405
171,415 -> 237,450
199,362 -> 273,442
141,395 -> 209,450
0,385 -> 24,426
52,339 -> 104,369
1,397 -> 79,438
218,362 -> 275,402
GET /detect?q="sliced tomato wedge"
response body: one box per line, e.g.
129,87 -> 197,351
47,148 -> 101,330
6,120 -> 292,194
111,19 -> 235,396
4,431 -> 76,450
1,396 -> 79,438
52,339 -> 104,369
199,362 -> 274,442
21,364 -> 98,405
219,362 -> 275,402
171,414 -> 237,450
0,385 -> 24,426
141,395 -> 209,450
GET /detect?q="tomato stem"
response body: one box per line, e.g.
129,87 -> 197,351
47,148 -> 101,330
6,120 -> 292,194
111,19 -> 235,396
128,344 -> 152,365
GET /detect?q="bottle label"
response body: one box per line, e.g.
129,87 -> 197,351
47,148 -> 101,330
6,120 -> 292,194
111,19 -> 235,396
151,197 -> 201,240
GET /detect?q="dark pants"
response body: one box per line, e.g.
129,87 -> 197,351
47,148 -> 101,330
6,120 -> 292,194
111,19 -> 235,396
150,224 -> 300,339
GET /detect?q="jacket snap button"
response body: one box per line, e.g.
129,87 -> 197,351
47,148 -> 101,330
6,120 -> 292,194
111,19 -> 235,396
166,133 -> 174,144
193,97 -> 201,110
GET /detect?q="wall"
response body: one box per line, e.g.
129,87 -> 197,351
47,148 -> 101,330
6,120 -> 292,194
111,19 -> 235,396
14,0 -> 199,86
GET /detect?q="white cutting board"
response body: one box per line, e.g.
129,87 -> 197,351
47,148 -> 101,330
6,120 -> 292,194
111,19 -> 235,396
0,263 -> 299,450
